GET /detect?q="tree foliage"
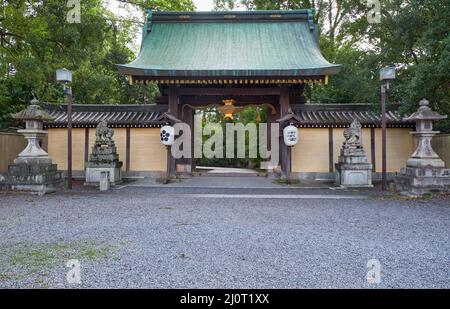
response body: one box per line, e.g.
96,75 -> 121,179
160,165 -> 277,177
0,0 -> 194,128
114,0 -> 195,11
1,0 -> 448,131
214,0 -> 450,131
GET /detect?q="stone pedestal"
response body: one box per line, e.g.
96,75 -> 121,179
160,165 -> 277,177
335,157 -> 373,188
85,167 -> 121,185
396,167 -> 450,196
0,99 -> 63,195
0,163 -> 62,195
335,120 -> 373,187
99,171 -> 111,191
85,121 -> 123,187
395,99 -> 449,196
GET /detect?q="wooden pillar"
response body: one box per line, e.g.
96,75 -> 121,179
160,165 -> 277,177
84,128 -> 90,165
126,127 -> 131,172
167,87 -> 179,178
381,85 -> 387,190
185,107 -> 195,174
279,86 -> 291,178
371,127 -> 376,172
267,110 -> 278,157
179,101 -> 195,174
328,128 -> 334,172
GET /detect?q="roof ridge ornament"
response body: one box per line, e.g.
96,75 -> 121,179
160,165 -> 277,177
419,98 -> 429,106
307,8 -> 315,31
30,97 -> 40,106
145,9 -> 153,34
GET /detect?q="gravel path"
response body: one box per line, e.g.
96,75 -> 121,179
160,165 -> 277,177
0,186 -> 448,289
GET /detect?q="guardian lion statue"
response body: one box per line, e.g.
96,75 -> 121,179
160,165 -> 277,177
95,120 -> 114,146
344,119 -> 362,145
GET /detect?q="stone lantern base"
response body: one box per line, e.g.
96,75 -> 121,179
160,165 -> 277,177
0,162 -> 63,195
396,166 -> 450,197
335,156 -> 374,188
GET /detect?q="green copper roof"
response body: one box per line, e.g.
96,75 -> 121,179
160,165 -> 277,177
117,10 -> 341,78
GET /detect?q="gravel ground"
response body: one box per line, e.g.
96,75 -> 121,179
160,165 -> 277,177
0,184 -> 449,289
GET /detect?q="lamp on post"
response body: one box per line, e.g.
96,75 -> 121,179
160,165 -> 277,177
56,68 -> 73,190
380,66 -> 396,191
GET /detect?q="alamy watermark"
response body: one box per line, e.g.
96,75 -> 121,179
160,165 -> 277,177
367,259 -> 381,284
67,0 -> 81,24
66,259 -> 81,284
165,115 -> 282,169
361,0 -> 381,24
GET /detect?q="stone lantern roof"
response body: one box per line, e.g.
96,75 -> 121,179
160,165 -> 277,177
403,99 -> 447,122
14,99 -> 55,122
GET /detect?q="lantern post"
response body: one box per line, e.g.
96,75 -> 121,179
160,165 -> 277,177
56,68 -> 73,190
380,67 -> 396,191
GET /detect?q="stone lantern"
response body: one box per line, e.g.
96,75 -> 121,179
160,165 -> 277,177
0,99 -> 62,195
15,99 -> 55,164
396,99 -> 450,196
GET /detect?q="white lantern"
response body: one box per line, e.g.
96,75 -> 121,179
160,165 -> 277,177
160,125 -> 175,146
283,125 -> 298,147
56,68 -> 72,83
380,67 -> 396,81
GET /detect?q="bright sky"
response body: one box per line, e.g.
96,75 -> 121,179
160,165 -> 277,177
105,0 -> 216,51
193,0 -> 215,11
106,0 -> 215,15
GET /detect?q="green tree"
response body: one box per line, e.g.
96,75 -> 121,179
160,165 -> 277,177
114,0 -> 195,11
362,0 -> 450,130
214,0 -> 450,131
212,0 -> 381,105
214,0 -> 365,43
0,0 -> 195,128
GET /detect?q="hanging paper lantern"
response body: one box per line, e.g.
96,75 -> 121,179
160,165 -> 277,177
160,125 -> 175,146
283,125 -> 298,146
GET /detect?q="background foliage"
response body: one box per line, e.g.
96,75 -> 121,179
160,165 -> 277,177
197,107 -> 269,168
1,0 -> 449,130
0,0 -> 194,128
215,0 -> 450,131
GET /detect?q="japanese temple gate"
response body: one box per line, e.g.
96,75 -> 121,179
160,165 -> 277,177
118,10 -> 340,177
43,10 -> 415,178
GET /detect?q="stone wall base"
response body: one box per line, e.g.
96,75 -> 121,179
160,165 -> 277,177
0,163 -> 63,195
396,167 -> 450,196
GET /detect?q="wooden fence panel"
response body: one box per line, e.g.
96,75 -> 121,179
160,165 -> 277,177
0,132 -> 27,174
432,134 -> 450,168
